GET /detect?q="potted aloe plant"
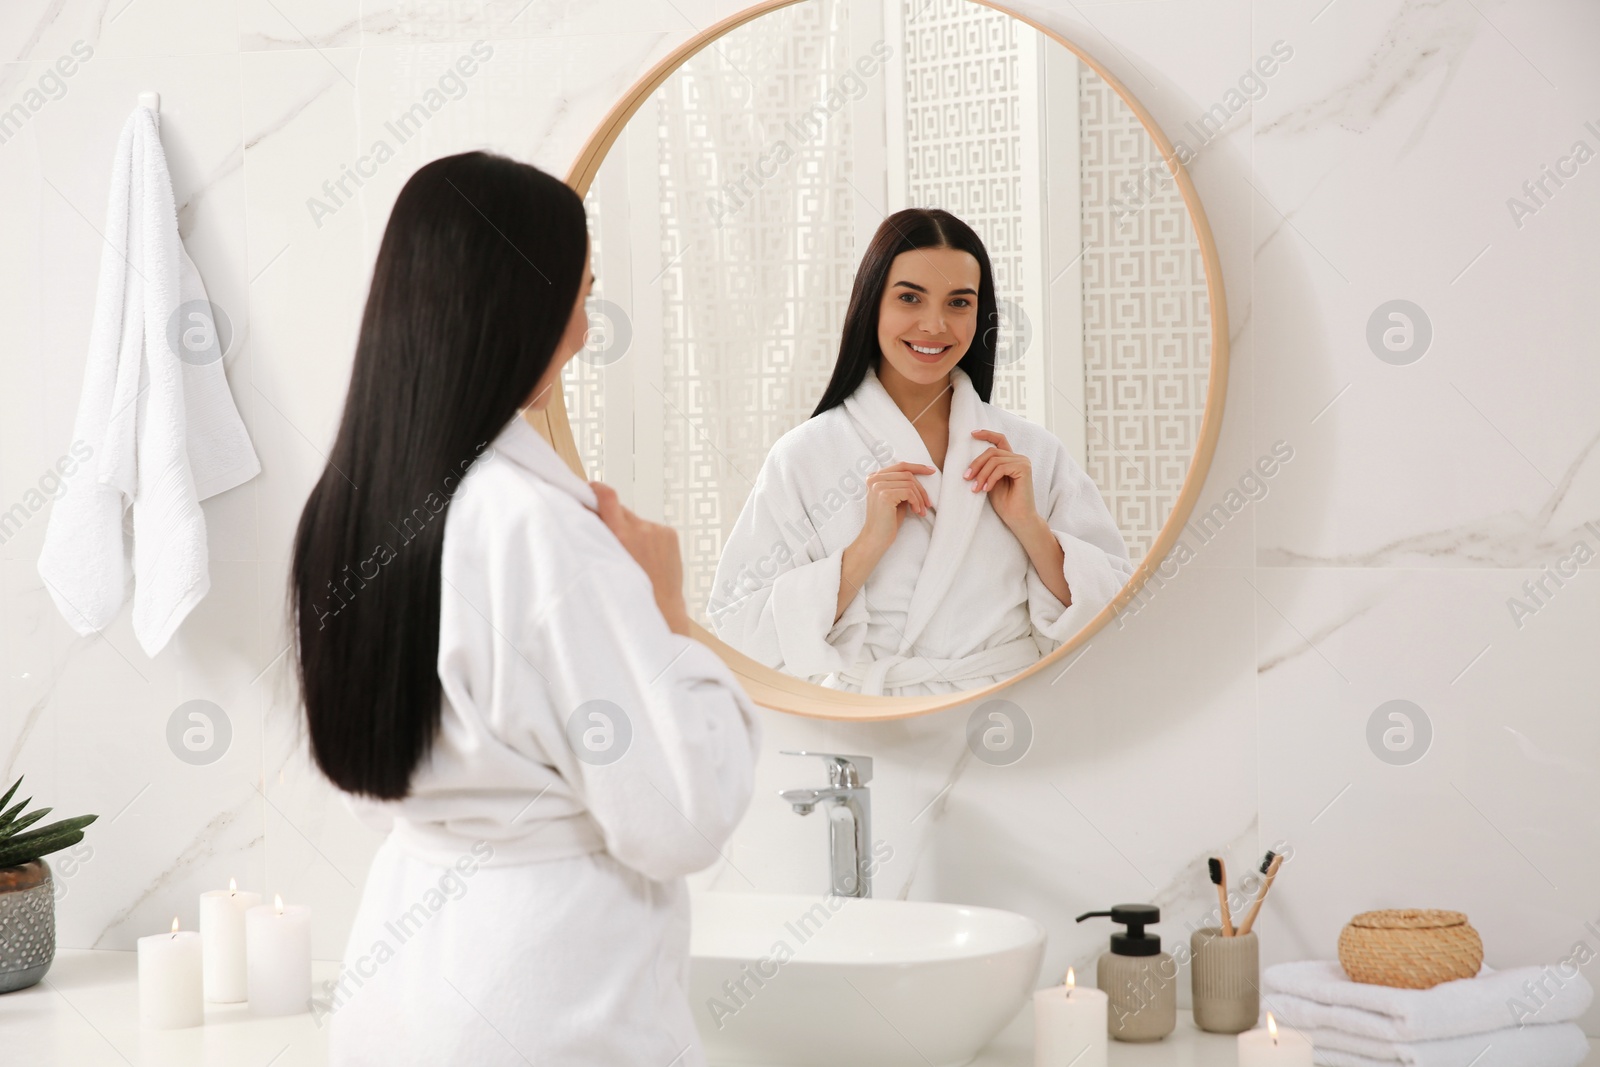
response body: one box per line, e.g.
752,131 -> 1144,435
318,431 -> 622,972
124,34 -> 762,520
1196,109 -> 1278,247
0,775 -> 97,993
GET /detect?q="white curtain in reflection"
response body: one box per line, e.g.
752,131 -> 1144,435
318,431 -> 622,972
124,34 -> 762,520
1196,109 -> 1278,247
566,2 -> 857,627
653,0 -> 860,622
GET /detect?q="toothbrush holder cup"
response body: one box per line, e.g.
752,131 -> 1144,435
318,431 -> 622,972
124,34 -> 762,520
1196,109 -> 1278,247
1189,927 -> 1258,1033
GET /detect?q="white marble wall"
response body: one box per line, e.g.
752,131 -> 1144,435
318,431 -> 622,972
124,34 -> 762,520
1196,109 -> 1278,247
2,0 -> 1596,1033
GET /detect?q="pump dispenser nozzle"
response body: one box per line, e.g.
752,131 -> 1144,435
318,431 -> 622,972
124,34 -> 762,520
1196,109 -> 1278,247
1076,904 -> 1162,956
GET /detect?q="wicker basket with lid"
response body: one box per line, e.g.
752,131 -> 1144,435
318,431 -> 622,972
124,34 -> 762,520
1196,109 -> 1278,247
1337,909 -> 1482,989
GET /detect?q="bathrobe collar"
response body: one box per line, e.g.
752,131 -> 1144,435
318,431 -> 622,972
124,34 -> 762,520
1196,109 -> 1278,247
842,365 -> 992,649
489,408 -> 600,512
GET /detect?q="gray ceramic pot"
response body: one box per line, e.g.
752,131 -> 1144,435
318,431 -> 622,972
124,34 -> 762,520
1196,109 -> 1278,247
0,859 -> 55,994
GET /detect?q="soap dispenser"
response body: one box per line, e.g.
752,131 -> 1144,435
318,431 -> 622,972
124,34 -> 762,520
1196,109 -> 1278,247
1075,904 -> 1176,1041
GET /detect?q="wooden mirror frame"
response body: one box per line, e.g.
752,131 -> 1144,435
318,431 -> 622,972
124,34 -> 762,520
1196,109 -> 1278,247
531,0 -> 1230,720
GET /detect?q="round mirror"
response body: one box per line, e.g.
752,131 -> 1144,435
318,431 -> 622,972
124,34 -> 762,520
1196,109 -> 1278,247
547,0 -> 1228,718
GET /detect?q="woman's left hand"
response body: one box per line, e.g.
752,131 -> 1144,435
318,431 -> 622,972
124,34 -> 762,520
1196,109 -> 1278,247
965,429 -> 1073,607
964,429 -> 1038,532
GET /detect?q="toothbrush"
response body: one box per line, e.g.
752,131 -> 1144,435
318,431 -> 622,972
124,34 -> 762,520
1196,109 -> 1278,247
1208,857 -> 1235,936
1235,851 -> 1284,937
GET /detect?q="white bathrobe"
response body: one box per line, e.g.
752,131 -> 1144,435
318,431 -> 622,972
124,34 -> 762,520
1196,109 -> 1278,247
708,367 -> 1132,696
326,410 -> 761,1067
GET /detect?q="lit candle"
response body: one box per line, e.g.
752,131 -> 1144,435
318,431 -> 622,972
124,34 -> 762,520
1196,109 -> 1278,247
1033,967 -> 1109,1067
1238,1012 -> 1314,1066
137,916 -> 203,1029
245,893 -> 312,1016
201,877 -> 261,1002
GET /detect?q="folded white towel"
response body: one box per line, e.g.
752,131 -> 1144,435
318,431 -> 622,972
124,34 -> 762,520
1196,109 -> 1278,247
37,104 -> 258,657
175,246 -> 260,500
1304,1021 -> 1590,1067
1261,960 -> 1593,1041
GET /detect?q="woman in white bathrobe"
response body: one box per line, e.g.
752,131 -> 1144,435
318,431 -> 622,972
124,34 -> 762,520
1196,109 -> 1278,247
708,208 -> 1132,696
288,153 -> 760,1066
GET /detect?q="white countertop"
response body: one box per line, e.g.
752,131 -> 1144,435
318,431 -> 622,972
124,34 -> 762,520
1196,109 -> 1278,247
4,950 -> 1595,1066
973,1009 -> 1255,1066
3,950 -> 343,1066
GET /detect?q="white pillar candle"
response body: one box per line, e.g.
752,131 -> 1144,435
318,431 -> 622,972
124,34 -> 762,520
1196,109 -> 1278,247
137,917 -> 203,1029
1033,967 -> 1108,1067
201,878 -> 261,1002
1238,1013 -> 1315,1066
245,893 -> 312,1016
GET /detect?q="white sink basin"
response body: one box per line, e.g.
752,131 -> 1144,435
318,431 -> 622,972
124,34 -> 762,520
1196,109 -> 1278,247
689,890 -> 1046,1067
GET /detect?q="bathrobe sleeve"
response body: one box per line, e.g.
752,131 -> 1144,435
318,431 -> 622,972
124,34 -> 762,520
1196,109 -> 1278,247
1027,439 -> 1135,646
707,440 -> 871,681
507,515 -> 763,884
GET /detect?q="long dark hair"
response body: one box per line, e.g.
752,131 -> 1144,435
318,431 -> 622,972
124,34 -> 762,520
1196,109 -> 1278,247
812,207 -> 998,416
288,152 -> 587,800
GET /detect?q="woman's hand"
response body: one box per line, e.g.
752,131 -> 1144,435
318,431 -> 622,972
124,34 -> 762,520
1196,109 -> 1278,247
964,432 -> 1073,607
856,461 -> 936,555
965,429 -> 1038,532
835,461 -> 935,622
592,482 -> 691,635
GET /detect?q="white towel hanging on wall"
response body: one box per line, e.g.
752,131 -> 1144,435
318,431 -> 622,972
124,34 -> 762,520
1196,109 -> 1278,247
37,99 -> 260,657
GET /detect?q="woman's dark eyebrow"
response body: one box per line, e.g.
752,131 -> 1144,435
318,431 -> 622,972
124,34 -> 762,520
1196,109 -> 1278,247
891,279 -> 977,296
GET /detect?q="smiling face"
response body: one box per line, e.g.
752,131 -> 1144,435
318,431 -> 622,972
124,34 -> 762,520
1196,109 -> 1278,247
874,245 -> 982,391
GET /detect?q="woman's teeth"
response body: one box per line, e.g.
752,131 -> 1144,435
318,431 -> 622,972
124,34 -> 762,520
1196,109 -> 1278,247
907,342 -> 948,355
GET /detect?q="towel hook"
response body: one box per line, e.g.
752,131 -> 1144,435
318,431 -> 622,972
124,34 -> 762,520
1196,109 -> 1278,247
139,91 -> 160,132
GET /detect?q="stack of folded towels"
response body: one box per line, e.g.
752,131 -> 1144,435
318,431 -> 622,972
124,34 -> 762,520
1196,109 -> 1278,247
1261,960 -> 1593,1067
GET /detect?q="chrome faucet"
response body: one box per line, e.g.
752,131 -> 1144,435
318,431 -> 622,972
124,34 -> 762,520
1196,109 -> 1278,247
778,751 -> 873,898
